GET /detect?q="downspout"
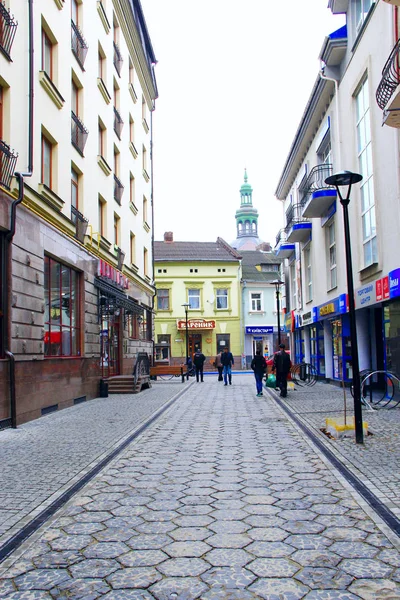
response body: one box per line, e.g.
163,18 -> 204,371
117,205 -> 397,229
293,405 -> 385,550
150,101 -> 155,366
4,0 -> 34,428
319,68 -> 341,169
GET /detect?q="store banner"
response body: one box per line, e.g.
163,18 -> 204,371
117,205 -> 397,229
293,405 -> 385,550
245,326 -> 274,334
389,268 -> 400,299
355,283 -> 376,309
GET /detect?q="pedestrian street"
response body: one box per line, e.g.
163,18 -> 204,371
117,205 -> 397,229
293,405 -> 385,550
0,375 -> 400,599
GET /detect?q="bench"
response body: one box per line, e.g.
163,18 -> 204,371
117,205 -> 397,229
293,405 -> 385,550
150,365 -> 187,383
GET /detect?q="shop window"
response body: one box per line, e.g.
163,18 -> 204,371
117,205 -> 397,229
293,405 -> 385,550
44,256 -> 80,357
127,313 -> 139,339
157,288 -> 170,310
217,334 -> 230,354
155,334 -> 170,361
216,288 -> 228,309
294,330 -> 305,364
188,288 -> 200,309
332,316 -> 352,381
310,323 -> 325,376
250,292 -> 262,312
140,308 -> 152,341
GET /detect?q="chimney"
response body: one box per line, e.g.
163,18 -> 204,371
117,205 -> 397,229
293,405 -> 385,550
164,231 -> 173,242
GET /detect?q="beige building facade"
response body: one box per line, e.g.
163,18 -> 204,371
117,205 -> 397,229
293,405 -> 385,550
0,0 -> 157,425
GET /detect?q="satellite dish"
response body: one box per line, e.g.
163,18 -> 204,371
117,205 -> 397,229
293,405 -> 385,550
208,294 -> 215,303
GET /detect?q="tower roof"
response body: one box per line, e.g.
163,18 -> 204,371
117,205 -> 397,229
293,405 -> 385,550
240,168 -> 253,197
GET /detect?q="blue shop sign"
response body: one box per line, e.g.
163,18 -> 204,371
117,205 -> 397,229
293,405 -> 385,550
245,326 -> 274,334
389,268 -> 400,299
317,294 -> 347,320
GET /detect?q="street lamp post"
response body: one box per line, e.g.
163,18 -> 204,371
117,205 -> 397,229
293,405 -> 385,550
271,280 -> 284,347
325,170 -> 364,444
182,302 -> 190,366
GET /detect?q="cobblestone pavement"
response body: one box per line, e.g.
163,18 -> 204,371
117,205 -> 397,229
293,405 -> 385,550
1,375 -> 400,598
0,381 -> 189,547
279,381 -> 400,519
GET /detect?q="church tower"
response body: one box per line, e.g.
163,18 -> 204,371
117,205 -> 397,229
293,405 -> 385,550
231,169 -> 263,251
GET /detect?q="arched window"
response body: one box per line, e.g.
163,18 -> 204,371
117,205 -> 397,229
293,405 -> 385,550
252,222 -> 256,232
245,220 -> 250,233
238,222 -> 243,234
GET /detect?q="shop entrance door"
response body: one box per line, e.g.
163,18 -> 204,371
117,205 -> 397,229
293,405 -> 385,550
100,314 -> 121,378
189,334 -> 202,358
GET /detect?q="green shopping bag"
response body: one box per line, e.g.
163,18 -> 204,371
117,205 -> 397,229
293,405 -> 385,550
265,374 -> 276,388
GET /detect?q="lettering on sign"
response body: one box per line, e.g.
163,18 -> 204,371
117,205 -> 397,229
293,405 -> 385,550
177,319 -> 216,330
319,303 -> 335,317
98,259 -> 129,290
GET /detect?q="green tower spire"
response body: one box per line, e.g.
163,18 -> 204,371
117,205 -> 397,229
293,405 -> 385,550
235,169 -> 258,238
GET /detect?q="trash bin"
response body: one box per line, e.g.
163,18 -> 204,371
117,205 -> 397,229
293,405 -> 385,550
99,379 -> 108,398
299,363 -> 307,381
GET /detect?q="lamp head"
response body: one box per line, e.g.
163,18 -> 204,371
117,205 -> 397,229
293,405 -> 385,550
325,170 -> 362,188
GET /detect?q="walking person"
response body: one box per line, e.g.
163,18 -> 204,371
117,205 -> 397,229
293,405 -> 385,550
193,348 -> 206,383
251,350 -> 267,397
221,346 -> 234,386
214,351 -> 223,382
272,343 -> 292,398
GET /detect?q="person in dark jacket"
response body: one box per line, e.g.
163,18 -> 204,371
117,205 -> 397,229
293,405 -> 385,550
272,343 -> 292,397
193,349 -> 206,382
251,350 -> 267,397
214,352 -> 223,382
221,347 -> 234,385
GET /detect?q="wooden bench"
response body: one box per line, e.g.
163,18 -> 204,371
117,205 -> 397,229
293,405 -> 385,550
150,365 -> 187,383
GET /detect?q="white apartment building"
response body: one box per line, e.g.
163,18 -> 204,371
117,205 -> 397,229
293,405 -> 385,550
0,0 -> 157,425
274,0 -> 400,384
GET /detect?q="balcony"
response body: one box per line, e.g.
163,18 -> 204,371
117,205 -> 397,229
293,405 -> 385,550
0,139 -> 18,190
299,164 -> 337,218
71,112 -> 89,155
285,204 -> 312,243
71,20 -> 88,69
274,229 -> 295,259
71,205 -> 88,243
376,37 -> 400,127
113,41 -> 123,76
113,106 -> 124,139
0,2 -> 18,60
114,174 -> 124,205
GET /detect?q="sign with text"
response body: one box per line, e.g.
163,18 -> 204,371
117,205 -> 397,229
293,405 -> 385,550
389,268 -> 400,299
355,282 -> 376,309
177,319 -> 216,330
245,326 -> 274,334
98,259 -> 129,290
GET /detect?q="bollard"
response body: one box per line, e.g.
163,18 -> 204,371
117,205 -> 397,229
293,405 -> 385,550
99,379 -> 108,398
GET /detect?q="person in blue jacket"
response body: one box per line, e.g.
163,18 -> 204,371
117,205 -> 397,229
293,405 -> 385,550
221,346 -> 234,385
251,350 -> 267,397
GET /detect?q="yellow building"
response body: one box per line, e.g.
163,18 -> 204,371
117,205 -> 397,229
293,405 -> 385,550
154,233 -> 242,370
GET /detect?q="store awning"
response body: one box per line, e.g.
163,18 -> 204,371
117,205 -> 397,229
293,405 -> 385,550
94,277 -> 144,315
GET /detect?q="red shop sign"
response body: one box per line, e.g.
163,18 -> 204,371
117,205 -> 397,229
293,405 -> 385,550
98,259 -> 129,290
177,319 -> 216,330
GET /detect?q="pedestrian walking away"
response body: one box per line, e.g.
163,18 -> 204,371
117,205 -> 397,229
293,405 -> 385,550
272,343 -> 292,397
251,350 -> 267,396
214,351 -> 223,381
221,346 -> 234,385
193,348 -> 206,382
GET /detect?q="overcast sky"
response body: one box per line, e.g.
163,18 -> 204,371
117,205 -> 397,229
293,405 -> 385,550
141,1 -> 345,246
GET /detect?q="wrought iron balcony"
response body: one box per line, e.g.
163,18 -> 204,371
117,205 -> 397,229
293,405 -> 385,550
71,112 -> 89,155
71,20 -> 88,69
0,139 -> 18,190
113,106 -> 124,139
113,41 -> 123,76
274,228 -> 295,258
299,164 -> 337,218
114,174 -> 124,205
71,205 -> 88,243
285,204 -> 312,244
0,2 -> 17,60
376,37 -> 400,127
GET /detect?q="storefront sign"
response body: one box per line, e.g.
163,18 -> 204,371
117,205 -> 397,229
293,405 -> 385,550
98,259 -> 129,290
319,302 -> 335,317
284,311 -> 295,333
301,311 -> 315,326
245,326 -> 273,334
177,319 -> 216,330
338,293 -> 348,314
317,294 -> 347,321
355,282 -> 376,309
389,268 -> 400,299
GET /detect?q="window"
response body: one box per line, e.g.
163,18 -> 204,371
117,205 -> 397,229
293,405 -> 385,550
98,45 -> 106,80
130,232 -> 135,265
355,0 -> 372,32
71,167 -> 78,211
318,139 -> 331,166
142,145 -> 147,171
356,77 -> 377,268
129,174 -> 135,205
98,197 -> 105,236
155,335 -> 170,361
250,292 -> 262,312
216,288 -> 228,309
143,196 -> 147,223
157,289 -> 170,310
98,120 -> 106,157
71,0 -> 78,25
129,115 -> 135,144
41,135 -> 52,188
217,334 -> 230,354
304,247 -> 312,302
327,221 -> 337,290
143,247 -> 148,276
44,256 -> 80,357
0,85 -> 2,140
114,214 -> 119,246
129,59 -> 134,86
127,313 -> 139,339
290,263 -> 296,311
71,79 -> 79,115
188,289 -> 200,309
42,30 -> 53,79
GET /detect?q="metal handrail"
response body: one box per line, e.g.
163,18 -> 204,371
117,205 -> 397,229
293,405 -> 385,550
71,111 -> 89,155
285,204 -> 309,230
113,41 -> 123,76
0,139 -> 18,189
0,2 -> 18,59
71,20 -> 88,69
376,37 -> 400,110
299,164 -> 334,207
275,228 -> 287,247
114,174 -> 124,204
113,106 -> 124,139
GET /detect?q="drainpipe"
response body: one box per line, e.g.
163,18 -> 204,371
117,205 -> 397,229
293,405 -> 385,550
150,102 -> 155,366
319,68 -> 341,169
4,0 -> 34,428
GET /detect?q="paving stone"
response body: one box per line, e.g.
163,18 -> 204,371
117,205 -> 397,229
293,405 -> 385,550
127,534 -> 172,550
83,541 -> 130,559
168,527 -> 211,542
164,541 -> 211,558
103,591 -> 154,599
106,567 -> 162,589
247,527 -> 289,542
14,569 -> 71,591
246,541 -> 295,558
204,548 -> 253,567
295,566 -> 355,590
93,527 -> 137,542
173,515 -> 215,528
156,557 -> 209,577
200,588 -> 259,599
4,592 -> 53,599
330,541 -> 379,559
291,549 -> 341,567
339,558 -> 393,579
149,576 -> 208,599
118,550 -> 168,567
249,577 -> 310,599
208,520 -> 249,534
33,551 -> 84,569
49,534 -> 93,552
201,566 -> 256,588
134,521 -> 177,534
348,578 -> 400,599
51,577 -> 110,599
378,549 -> 400,567
69,558 -> 120,578
304,592 -> 360,599
62,522 -> 105,535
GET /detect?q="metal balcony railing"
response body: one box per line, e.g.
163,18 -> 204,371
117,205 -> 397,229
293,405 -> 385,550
113,41 -> 123,76
0,139 -> 18,190
285,204 -> 308,232
0,2 -> 18,60
114,174 -> 124,205
113,106 -> 124,139
71,205 -> 88,243
71,112 -> 89,155
71,20 -> 88,69
299,164 -> 334,208
275,228 -> 287,247
376,37 -> 400,110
